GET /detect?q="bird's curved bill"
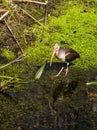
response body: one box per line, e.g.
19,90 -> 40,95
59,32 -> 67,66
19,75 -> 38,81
50,49 -> 55,66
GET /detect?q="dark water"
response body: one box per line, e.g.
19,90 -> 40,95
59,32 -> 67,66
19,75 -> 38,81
0,63 -> 97,130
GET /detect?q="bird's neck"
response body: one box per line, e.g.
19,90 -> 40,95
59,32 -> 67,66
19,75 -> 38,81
55,50 -> 59,55
55,47 -> 60,56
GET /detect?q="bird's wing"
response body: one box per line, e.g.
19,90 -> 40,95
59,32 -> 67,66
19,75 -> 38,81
64,47 -> 80,62
66,53 -> 78,62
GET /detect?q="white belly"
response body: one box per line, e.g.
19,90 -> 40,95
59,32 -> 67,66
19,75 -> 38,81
56,52 -> 66,62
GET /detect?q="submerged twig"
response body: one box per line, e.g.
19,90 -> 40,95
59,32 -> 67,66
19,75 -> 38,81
49,100 -> 56,115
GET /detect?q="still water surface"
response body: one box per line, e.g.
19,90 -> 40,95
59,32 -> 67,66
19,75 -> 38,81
0,64 -> 97,130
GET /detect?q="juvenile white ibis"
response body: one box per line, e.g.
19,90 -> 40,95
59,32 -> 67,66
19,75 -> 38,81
50,43 -> 80,77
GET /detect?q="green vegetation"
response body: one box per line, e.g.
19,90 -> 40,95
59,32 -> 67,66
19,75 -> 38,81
1,48 -> 15,60
1,0 -> 97,73
35,64 -> 46,80
25,1 -> 97,70
0,1 -> 97,129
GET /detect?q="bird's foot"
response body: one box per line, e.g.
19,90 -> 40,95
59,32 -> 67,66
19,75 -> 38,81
54,67 -> 64,77
54,74 -> 60,77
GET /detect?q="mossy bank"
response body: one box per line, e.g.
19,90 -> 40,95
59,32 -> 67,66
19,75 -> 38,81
25,0 -> 97,71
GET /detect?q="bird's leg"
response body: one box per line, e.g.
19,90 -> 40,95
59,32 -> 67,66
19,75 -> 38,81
65,62 -> 69,77
55,66 -> 64,77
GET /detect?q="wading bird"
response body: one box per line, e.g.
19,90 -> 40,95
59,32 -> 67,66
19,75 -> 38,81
50,43 -> 80,77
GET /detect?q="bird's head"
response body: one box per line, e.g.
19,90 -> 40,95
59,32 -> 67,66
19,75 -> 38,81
50,43 -> 60,66
54,43 -> 60,52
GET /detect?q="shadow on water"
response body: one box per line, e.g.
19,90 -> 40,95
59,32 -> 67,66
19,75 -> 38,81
53,77 -> 79,103
45,62 -> 74,70
0,63 -> 97,130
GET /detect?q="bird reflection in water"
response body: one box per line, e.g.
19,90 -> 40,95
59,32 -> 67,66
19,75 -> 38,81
49,78 -> 79,115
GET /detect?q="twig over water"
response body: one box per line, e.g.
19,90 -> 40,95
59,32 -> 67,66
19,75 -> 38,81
0,11 -> 9,21
0,55 -> 25,70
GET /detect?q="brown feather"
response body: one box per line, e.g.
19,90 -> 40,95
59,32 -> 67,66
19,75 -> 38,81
58,46 -> 80,62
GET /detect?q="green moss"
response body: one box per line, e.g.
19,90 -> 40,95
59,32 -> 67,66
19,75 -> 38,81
25,4 -> 97,70
1,48 -> 15,60
25,45 -> 51,65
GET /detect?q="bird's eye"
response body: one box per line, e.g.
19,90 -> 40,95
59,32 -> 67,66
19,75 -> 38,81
56,47 -> 58,50
55,47 -> 57,50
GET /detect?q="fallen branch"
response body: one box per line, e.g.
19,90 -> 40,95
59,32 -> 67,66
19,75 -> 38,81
0,9 -> 8,12
0,11 -> 9,21
4,19 -> 32,69
21,8 -> 43,26
0,55 -> 25,70
4,19 -> 25,55
40,4 -> 47,41
13,0 -> 48,5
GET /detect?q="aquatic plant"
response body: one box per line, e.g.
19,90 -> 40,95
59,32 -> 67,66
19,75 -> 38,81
0,75 -> 26,92
35,64 -> 46,80
86,81 -> 97,85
